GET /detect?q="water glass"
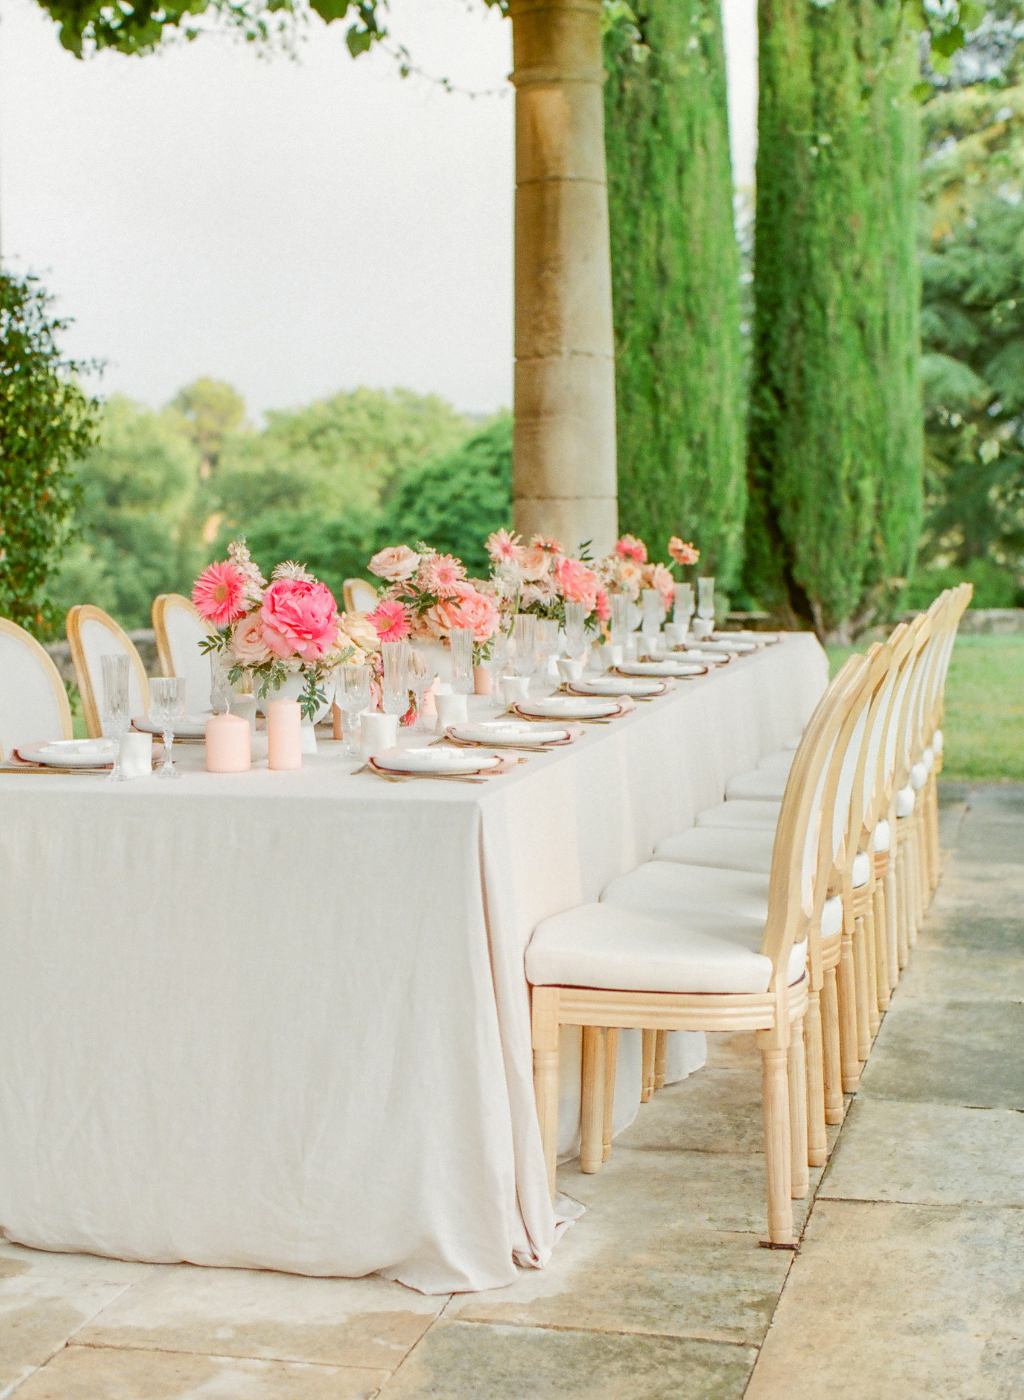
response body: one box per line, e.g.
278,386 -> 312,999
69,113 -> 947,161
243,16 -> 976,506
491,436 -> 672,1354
674,583 -> 695,630
149,676 -> 186,779
338,664 -> 371,756
536,619 -> 559,683
449,625 -> 474,696
382,641 -> 409,716
609,593 -> 631,648
697,577 -> 716,622
641,589 -> 662,638
210,650 -> 234,714
101,653 -> 131,781
564,602 -> 586,660
406,648 -> 436,729
513,614 -> 537,678
488,633 -> 510,709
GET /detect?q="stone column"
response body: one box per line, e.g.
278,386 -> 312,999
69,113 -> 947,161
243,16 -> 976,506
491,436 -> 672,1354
510,0 -> 618,558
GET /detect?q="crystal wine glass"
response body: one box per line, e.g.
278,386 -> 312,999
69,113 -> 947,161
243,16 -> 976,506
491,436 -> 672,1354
513,613 -> 537,680
149,676 -> 186,779
697,577 -> 716,622
101,653 -> 131,782
674,583 -> 695,631
406,648 -> 436,730
487,631 -> 510,711
382,641 -> 410,717
609,593 -> 631,649
563,602 -> 586,661
641,589 -> 661,639
338,664 -> 371,756
449,625 -> 474,696
536,618 -> 559,683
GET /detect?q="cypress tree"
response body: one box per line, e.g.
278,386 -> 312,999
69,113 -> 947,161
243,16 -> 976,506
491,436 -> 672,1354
746,0 -> 922,637
603,0 -> 746,591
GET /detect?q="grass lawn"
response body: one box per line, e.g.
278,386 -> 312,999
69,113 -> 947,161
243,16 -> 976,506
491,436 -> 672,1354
826,634 -> 1024,782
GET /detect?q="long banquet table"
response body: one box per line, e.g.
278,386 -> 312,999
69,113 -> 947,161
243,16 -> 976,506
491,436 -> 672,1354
0,634 -> 826,1294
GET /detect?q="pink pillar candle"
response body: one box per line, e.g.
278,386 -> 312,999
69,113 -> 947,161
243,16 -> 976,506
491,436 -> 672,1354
267,698 -> 303,771
205,713 -> 251,773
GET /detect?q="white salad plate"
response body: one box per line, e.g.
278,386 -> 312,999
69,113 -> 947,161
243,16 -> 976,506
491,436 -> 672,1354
373,747 -> 504,775
133,713 -> 212,739
18,739 -> 117,768
514,696 -> 622,720
701,639 -> 758,653
615,660 -> 707,678
712,631 -> 776,645
568,677 -> 667,698
448,721 -> 571,746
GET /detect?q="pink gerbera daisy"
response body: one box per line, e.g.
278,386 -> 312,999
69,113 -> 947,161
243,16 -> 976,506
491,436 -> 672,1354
615,534 -> 648,563
486,529 -> 521,564
192,560 -> 247,626
366,599 -> 411,644
418,553 -> 466,598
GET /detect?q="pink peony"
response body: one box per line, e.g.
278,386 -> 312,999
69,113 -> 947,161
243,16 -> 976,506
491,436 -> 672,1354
366,599 -> 411,644
424,582 -> 499,644
651,562 -> 676,610
595,588 -> 611,623
260,578 -> 340,662
369,545 -> 421,582
668,537 -> 700,567
555,556 -> 599,612
418,553 -> 466,597
230,611 -> 272,666
192,560 -> 248,626
615,534 -> 648,563
487,528 -> 521,563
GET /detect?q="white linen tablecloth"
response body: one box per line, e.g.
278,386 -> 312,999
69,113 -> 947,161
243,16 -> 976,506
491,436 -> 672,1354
0,634 -> 826,1293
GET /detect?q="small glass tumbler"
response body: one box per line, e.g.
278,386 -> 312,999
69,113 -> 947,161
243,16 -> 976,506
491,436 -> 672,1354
488,632 -> 510,710
564,602 -> 586,660
641,589 -> 662,638
697,577 -> 716,622
101,653 -> 131,781
338,664 -> 371,755
674,583 -> 695,630
406,648 -> 435,729
149,676 -> 186,779
449,625 -> 474,696
610,593 -> 631,648
513,614 -> 537,679
382,641 -> 410,716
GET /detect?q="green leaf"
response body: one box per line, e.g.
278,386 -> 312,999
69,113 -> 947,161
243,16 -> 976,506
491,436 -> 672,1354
346,21 -> 374,55
309,0 -> 351,21
932,25 -> 966,59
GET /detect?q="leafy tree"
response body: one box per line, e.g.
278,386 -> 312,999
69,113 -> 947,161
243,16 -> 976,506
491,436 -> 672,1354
169,378 -> 246,476
0,272 -> 97,637
378,414 -> 512,575
235,507 -> 380,605
603,0 -> 746,593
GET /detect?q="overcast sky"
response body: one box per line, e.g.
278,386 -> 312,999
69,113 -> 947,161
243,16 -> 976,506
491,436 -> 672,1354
0,0 -> 756,420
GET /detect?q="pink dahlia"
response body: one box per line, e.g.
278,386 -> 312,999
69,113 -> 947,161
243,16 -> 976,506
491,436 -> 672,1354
260,577 -> 340,662
366,598 -> 411,644
418,553 -> 466,598
192,561 -> 248,626
555,556 -> 599,612
615,534 -> 648,563
486,528 -> 521,564
668,537 -> 700,567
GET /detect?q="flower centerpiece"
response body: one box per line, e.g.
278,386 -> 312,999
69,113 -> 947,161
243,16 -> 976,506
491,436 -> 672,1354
668,536 -> 701,577
596,535 -> 676,613
191,540 -> 373,720
484,530 -> 607,627
364,544 -> 501,659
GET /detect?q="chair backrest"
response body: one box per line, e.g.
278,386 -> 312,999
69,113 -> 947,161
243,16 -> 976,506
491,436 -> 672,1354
927,583 -> 971,738
0,618 -> 74,762
344,578 -> 378,614
854,623 -> 914,848
832,642 -> 895,882
66,605 -> 150,739
885,611 -> 931,803
152,594 -> 214,714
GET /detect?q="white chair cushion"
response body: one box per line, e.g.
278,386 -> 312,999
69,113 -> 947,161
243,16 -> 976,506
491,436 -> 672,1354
697,800 -> 782,831
654,827 -> 776,875
896,785 -> 915,818
932,728 -> 944,755
163,604 -> 213,713
599,862 -> 808,985
526,904 -> 785,995
821,894 -> 843,939
851,850 -> 870,889
872,819 -> 891,853
725,769 -> 788,802
909,761 -> 928,792
923,747 -> 934,773
757,750 -> 796,775
782,733 -> 802,750
0,630 -> 67,759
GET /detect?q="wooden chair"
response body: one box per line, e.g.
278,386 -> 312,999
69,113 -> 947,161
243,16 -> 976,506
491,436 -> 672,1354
343,578 -> 378,614
527,649 -> 867,1245
152,594 -> 214,713
0,618 -> 73,762
66,605 -> 150,739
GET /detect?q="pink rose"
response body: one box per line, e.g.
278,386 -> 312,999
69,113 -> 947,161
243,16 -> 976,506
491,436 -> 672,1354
260,578 -> 339,662
369,546 -> 421,582
555,556 -> 599,612
424,582 -> 499,644
230,611 -> 272,666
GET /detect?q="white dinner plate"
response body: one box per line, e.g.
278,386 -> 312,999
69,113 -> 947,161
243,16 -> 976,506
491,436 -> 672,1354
712,631 -> 776,645
675,648 -> 729,664
701,639 -> 758,653
373,746 -> 504,775
132,713 -> 212,739
568,677 -> 667,698
449,721 -> 571,746
615,660 -> 707,678
515,696 -> 622,720
18,739 -> 117,769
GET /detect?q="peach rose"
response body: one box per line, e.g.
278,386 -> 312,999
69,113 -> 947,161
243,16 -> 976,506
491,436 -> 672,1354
424,582 -> 499,644
260,578 -> 340,662
230,611 -> 272,666
517,545 -> 551,582
369,545 -> 421,582
555,556 -> 599,612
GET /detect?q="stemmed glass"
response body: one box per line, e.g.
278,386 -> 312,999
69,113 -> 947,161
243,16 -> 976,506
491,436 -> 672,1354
382,641 -> 409,716
674,583 -> 695,631
149,677 -> 186,779
564,602 -> 586,661
641,589 -> 662,639
101,654 -> 130,782
406,648 -> 436,730
513,614 -> 537,681
536,619 -> 560,685
609,594 -> 631,650
697,577 -> 716,622
210,650 -> 233,714
338,664 -> 371,756
487,631 -> 510,710
449,625 -> 474,696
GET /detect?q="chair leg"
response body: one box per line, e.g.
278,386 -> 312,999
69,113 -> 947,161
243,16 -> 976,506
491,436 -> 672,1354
873,881 -> 891,1010
788,1018 -> 810,1199
640,1029 -> 656,1103
853,914 -> 872,1062
929,779 -> 941,889
908,823 -> 922,944
580,1026 -> 606,1174
838,930 -> 861,1092
896,838 -> 910,970
531,986 -> 561,1199
758,1038 -> 794,1245
805,988 -> 828,1166
884,855 -> 899,990
654,1030 -> 667,1090
602,1028 -> 618,1163
822,966 -> 845,1124
863,902 -> 881,1035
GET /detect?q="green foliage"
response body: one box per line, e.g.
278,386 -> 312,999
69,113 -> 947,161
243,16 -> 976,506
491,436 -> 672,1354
0,272 -> 97,638
231,507 -> 379,605
46,396 -> 206,630
603,0 -> 746,592
378,414 -> 512,575
905,556 -> 1023,607
746,0 -> 923,636
169,378 -> 245,473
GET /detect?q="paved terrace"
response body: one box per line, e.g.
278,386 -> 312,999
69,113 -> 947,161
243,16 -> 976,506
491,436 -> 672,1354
0,784 -> 1021,1399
